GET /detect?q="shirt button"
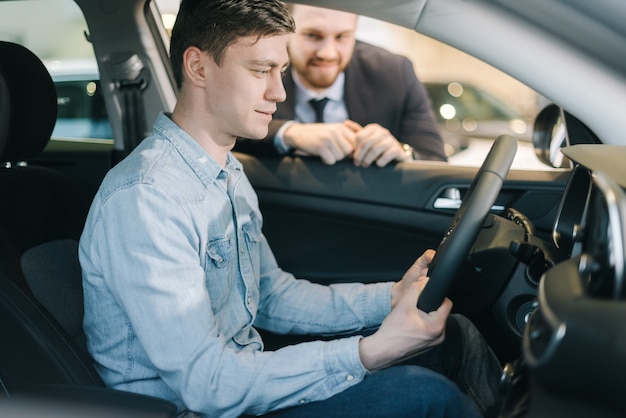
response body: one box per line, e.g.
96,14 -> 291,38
299,399 -> 306,404
240,247 -> 245,254
346,374 -> 354,382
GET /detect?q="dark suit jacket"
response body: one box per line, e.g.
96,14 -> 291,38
235,41 -> 447,161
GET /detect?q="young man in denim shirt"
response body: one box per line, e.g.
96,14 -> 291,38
79,0 -> 502,416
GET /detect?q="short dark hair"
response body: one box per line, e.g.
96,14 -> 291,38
170,0 -> 295,89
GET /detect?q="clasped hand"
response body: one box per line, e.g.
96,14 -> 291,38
284,120 -> 411,167
358,249 -> 453,372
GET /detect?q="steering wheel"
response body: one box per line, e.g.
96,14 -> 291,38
417,135 -> 518,312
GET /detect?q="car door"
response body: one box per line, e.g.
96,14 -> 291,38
237,152 -> 570,286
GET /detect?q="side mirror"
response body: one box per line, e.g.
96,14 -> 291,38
532,104 -> 569,168
532,104 -> 600,168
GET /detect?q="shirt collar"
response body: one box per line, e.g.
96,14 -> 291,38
153,112 -> 242,186
292,69 -> 345,105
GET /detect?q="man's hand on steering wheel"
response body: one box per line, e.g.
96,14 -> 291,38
391,249 -> 435,309
360,276 -> 452,372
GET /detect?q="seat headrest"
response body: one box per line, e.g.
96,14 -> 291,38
0,41 -> 57,162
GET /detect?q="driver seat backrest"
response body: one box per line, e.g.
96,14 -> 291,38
0,41 -> 100,394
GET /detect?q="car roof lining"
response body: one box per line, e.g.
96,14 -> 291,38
488,0 -> 626,76
288,0 -> 426,28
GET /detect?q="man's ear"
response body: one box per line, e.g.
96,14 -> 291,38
182,46 -> 209,87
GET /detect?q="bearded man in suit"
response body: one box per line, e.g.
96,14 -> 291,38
235,3 -> 447,167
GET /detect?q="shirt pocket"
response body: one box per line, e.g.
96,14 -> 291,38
205,234 -> 234,311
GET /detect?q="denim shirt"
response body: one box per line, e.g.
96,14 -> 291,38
79,113 -> 393,417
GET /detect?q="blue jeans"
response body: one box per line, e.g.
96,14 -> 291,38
255,314 -> 502,418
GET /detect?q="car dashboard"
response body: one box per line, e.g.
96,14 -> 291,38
521,145 -> 626,416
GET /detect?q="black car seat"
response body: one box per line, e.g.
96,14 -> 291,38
0,41 -> 92,292
0,41 -> 176,415
0,40 -> 94,361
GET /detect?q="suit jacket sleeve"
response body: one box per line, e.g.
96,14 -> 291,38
345,41 -> 447,161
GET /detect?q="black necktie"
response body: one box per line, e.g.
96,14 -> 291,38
309,97 -> 329,123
